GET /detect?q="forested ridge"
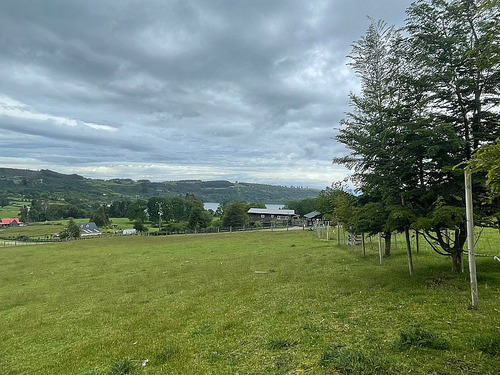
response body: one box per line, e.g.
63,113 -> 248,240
0,167 -> 319,204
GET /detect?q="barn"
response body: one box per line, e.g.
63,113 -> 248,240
247,208 -> 298,227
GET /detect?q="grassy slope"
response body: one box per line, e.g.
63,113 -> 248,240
0,231 -> 499,374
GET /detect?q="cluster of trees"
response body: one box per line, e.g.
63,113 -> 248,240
19,199 -> 90,222
0,195 -> 9,207
332,0 -> 499,273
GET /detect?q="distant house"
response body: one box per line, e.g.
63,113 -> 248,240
0,218 -> 22,228
304,211 -> 323,226
247,208 -> 299,226
77,222 -> 102,236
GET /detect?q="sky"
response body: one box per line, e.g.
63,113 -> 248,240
0,0 -> 412,189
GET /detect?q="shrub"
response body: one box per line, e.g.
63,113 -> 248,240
396,323 -> 450,350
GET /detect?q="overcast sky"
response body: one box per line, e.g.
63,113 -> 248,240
0,0 -> 412,189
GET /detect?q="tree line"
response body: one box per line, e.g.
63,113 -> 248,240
331,0 -> 499,273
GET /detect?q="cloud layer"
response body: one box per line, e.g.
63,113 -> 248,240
0,0 -> 411,189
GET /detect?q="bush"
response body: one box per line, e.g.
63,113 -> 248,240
396,323 -> 450,350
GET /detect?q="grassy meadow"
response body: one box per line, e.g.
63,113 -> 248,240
0,230 -> 499,374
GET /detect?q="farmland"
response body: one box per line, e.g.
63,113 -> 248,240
0,230 -> 499,374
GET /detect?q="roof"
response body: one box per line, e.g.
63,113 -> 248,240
304,211 -> 322,219
0,218 -> 21,225
247,208 -> 295,216
77,222 -> 102,235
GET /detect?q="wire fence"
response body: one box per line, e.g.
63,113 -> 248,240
0,224 -> 306,247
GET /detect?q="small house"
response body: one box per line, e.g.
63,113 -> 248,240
77,222 -> 102,236
0,218 -> 22,228
304,211 -> 323,226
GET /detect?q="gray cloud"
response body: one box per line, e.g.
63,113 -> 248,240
0,0 -> 411,189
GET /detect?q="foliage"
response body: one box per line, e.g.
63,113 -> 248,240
133,220 -> 148,233
221,201 -> 250,227
188,206 -> 213,230
335,0 -> 500,272
126,199 -> 148,222
90,206 -> 111,227
316,184 -> 356,223
108,200 -> 130,218
0,194 -> 9,207
0,167 -> 319,205
284,198 -> 317,216
468,139 -> 500,199
59,218 -> 81,239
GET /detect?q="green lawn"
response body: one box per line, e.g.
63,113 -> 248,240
0,230 -> 499,374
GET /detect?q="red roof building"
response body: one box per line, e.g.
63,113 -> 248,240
0,218 -> 22,227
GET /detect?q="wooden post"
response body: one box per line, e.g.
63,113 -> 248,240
361,233 -> 366,257
394,232 -> 397,250
465,169 -> 478,308
378,233 -> 383,266
415,230 -> 420,253
405,227 -> 413,276
337,223 -> 340,246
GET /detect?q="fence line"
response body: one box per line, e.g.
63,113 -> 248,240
0,224 -> 305,247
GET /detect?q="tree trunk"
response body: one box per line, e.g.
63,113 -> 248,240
451,250 -> 464,273
405,227 -> 413,276
384,231 -> 391,256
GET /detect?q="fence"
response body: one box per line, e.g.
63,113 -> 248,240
0,224 -> 305,247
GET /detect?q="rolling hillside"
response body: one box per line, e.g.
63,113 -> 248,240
0,168 -> 320,204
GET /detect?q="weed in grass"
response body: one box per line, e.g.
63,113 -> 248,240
155,345 -> 179,364
319,347 -> 388,374
107,359 -> 132,375
396,323 -> 450,350
476,333 -> 500,356
446,357 -> 481,374
267,337 -> 297,350
192,323 -> 213,335
205,350 -> 222,364
274,353 -> 294,372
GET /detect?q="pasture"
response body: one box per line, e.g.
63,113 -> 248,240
0,230 -> 499,374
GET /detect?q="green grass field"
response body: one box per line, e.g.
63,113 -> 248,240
0,230 -> 499,374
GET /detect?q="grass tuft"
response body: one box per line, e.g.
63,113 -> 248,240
396,323 -> 450,350
319,347 -> 387,374
266,337 -> 297,350
155,345 -> 179,363
107,358 -> 132,375
476,333 -> 500,356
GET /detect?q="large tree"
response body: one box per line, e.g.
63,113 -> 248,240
336,0 -> 499,272
221,201 -> 249,228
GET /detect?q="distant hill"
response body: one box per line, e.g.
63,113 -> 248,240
0,168 -> 320,204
